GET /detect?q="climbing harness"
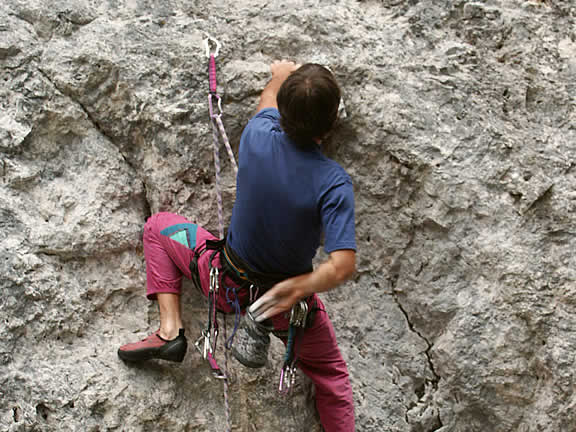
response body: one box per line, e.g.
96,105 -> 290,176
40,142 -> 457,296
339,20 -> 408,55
279,300 -> 310,394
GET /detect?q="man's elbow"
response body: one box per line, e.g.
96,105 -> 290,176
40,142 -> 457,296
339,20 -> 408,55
331,250 -> 356,284
338,262 -> 356,283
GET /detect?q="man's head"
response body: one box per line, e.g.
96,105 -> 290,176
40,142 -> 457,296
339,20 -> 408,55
277,64 -> 341,145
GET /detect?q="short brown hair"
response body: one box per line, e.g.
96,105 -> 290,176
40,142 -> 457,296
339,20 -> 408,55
277,64 -> 341,145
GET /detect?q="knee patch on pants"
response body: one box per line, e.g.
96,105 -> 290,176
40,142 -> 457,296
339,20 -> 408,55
160,223 -> 198,249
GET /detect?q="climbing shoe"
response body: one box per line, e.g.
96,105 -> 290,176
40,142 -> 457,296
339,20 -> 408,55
231,312 -> 273,368
118,328 -> 187,363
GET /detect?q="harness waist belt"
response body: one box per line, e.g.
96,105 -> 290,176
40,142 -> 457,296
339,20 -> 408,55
223,243 -> 295,288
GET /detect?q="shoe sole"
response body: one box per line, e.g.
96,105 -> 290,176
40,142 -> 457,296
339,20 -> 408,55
230,345 -> 267,368
118,338 -> 188,363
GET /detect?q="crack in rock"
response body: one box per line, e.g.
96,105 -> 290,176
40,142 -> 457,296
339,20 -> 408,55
389,272 -> 443,431
36,67 -> 153,219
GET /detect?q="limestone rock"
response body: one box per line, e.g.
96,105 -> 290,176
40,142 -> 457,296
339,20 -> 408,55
1,0 -> 575,431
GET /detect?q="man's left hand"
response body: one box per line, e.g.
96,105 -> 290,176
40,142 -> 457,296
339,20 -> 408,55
248,250 -> 356,322
249,276 -> 307,322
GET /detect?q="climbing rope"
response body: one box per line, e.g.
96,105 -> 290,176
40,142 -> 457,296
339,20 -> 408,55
204,32 -> 238,432
206,33 -> 238,239
222,314 -> 232,432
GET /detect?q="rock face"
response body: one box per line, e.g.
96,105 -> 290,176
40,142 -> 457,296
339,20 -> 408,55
1,0 -> 575,431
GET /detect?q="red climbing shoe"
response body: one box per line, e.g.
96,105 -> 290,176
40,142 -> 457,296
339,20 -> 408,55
118,329 -> 187,363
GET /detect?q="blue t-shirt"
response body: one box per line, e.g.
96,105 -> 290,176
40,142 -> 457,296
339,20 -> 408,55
226,108 -> 356,275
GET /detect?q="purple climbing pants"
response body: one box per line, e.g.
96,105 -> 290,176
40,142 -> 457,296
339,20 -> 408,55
144,212 -> 355,431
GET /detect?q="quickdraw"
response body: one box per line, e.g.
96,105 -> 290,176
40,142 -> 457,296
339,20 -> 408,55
195,263 -> 226,379
279,300 -> 309,394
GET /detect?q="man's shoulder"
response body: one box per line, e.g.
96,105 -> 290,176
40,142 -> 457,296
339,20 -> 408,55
252,107 -> 281,120
319,156 -> 352,183
314,158 -> 353,202
246,108 -> 281,131
239,108 -> 283,153
240,108 -> 282,147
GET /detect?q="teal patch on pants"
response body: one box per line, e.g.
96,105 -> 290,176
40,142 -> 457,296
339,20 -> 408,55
160,223 -> 198,249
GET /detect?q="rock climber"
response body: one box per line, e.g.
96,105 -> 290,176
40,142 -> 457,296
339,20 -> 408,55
118,60 -> 357,431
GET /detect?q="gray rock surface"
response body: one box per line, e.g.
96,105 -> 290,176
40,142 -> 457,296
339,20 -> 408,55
1,0 -> 575,431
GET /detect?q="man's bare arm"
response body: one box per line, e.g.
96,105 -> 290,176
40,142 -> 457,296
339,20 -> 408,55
256,60 -> 300,113
249,250 -> 356,322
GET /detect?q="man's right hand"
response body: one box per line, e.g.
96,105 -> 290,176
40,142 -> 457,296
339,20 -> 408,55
270,60 -> 300,80
257,60 -> 300,112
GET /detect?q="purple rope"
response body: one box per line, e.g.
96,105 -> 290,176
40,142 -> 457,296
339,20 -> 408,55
209,95 -> 225,239
208,41 -> 240,432
222,314 -> 232,432
214,114 -> 238,175
209,96 -> 238,238
207,43 -> 237,431
224,286 -> 241,349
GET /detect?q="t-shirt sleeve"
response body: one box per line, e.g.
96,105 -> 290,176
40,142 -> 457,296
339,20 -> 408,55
321,178 -> 357,253
239,108 -> 281,158
238,108 -> 281,165
246,107 -> 281,132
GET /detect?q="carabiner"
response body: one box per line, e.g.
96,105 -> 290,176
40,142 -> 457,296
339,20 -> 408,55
289,300 -> 309,328
211,327 -> 219,354
195,331 -> 211,360
279,364 -> 296,395
209,93 -> 223,117
194,334 -> 204,356
279,366 -> 288,394
203,33 -> 221,58
209,266 -> 219,292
